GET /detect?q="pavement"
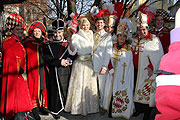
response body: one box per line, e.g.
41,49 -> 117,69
40,111 -> 144,120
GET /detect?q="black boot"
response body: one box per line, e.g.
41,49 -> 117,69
32,107 -> 41,120
39,107 -> 49,115
52,114 -> 60,119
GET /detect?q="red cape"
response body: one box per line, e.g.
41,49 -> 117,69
150,26 -> 170,54
0,34 -> 32,119
24,36 -> 47,108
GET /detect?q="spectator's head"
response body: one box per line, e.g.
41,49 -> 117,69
105,15 -> 116,34
95,17 -> 105,31
137,26 -> 148,39
79,17 -> 90,33
155,9 -> 170,29
136,13 -> 149,38
28,21 -> 46,38
52,19 -> 64,40
116,18 -> 134,44
6,13 -> 26,39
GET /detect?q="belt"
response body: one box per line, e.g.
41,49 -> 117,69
77,54 -> 92,62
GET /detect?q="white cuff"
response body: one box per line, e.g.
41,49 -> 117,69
109,69 -> 114,74
68,45 -> 77,55
156,75 -> 180,87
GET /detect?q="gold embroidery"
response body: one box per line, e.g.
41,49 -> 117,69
16,56 -> 21,73
93,33 -> 110,52
3,36 -> 11,42
137,78 -> 155,101
112,89 -> 130,113
121,63 -> 127,85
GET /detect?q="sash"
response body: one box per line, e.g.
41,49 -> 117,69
76,54 -> 92,62
93,33 -> 110,53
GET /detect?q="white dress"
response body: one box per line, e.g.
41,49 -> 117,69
65,29 -> 99,116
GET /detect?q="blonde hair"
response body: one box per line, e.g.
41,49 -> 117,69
79,18 -> 90,29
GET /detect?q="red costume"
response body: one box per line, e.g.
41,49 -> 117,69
150,9 -> 170,54
24,36 -> 47,108
155,27 -> 180,120
0,34 -> 33,119
24,21 -> 48,108
0,13 -> 32,119
150,26 -> 170,54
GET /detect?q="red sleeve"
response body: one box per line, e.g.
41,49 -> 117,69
147,56 -> 154,71
108,59 -> 113,70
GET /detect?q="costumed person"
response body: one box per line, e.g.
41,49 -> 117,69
24,21 -> 48,120
43,19 -> 72,119
103,19 -> 134,119
65,18 -> 99,116
150,9 -> 170,54
104,15 -> 117,44
155,8 -> 180,120
131,13 -> 164,120
93,17 -> 112,113
0,13 -> 33,119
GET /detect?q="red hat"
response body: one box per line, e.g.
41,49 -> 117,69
156,9 -> 170,22
28,21 -> 47,36
6,13 -> 26,31
137,13 -> 149,27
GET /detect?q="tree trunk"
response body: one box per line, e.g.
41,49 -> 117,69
92,0 -> 103,10
67,0 -> 76,19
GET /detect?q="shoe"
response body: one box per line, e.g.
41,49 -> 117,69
133,111 -> 140,117
39,107 -> 49,115
27,111 -> 36,120
99,107 -> 106,115
32,108 -> 41,120
52,114 -> 60,119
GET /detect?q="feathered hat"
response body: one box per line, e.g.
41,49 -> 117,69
117,18 -> 134,36
6,13 -> 26,31
103,2 -> 124,24
28,21 -> 47,36
106,15 -> 116,27
137,4 -> 156,27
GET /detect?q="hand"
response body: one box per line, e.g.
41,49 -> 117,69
112,73 -> 114,77
65,59 -> 72,66
67,36 -> 72,44
144,67 -> 153,77
61,59 -> 67,67
66,58 -> 72,66
99,67 -> 107,75
61,59 -> 72,67
22,73 -> 27,81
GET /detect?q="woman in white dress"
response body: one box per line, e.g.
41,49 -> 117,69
65,18 -> 99,116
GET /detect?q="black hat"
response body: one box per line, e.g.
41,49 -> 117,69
52,19 -> 64,31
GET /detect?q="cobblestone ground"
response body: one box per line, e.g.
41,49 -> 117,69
40,111 -> 144,120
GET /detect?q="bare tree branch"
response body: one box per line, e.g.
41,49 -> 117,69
26,1 -> 54,20
79,0 -> 84,16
